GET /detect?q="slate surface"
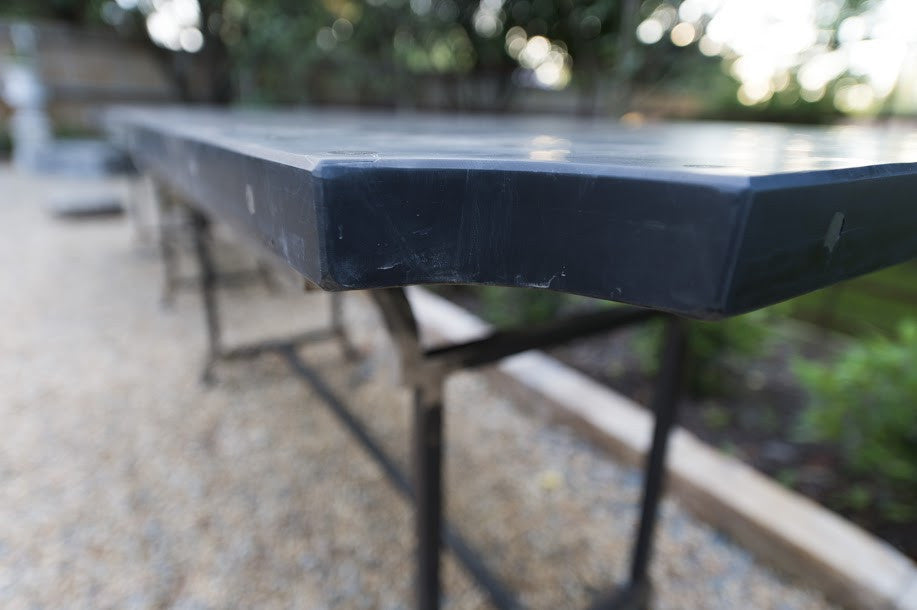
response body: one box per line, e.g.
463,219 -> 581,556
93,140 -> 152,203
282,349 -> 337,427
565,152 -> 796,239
105,107 -> 917,318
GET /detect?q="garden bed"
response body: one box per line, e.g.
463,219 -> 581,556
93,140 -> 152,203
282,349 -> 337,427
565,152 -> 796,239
433,285 -> 917,561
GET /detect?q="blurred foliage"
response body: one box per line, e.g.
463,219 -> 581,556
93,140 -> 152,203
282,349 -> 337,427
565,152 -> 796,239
794,320 -> 917,522
470,282 -> 777,398
638,0 -> 915,120
0,125 -> 11,158
216,0 -> 667,110
477,285 -> 570,326
0,0 -> 724,112
5,0 -> 915,118
635,308 -> 775,397
0,0 -> 107,24
783,262 -> 917,336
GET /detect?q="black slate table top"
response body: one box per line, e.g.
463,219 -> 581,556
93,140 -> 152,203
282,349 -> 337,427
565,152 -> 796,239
106,107 -> 917,318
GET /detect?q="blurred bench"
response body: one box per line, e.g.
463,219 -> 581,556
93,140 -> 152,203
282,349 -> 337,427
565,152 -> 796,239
0,20 -> 177,217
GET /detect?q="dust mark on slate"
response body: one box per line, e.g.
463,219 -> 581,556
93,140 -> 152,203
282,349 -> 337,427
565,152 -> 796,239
245,184 -> 256,215
824,211 -> 845,253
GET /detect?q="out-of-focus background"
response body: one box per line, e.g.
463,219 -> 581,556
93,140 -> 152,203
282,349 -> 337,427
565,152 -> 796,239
1,1 -> 916,608
9,0 -> 917,126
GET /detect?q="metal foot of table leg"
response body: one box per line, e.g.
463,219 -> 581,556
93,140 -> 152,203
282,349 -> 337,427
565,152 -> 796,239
590,579 -> 651,610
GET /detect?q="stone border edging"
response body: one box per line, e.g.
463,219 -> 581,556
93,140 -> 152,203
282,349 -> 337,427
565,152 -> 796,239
402,287 -> 917,610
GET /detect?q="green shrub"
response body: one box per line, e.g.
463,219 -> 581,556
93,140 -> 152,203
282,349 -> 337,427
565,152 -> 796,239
794,320 -> 917,522
471,285 -> 777,398
0,128 -> 10,159
635,308 -> 775,396
476,286 -> 570,328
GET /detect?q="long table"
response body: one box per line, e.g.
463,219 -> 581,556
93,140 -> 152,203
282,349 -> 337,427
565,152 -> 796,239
105,107 -> 917,609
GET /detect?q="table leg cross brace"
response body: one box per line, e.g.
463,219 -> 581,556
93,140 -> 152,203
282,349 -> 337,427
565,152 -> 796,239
370,288 -> 687,610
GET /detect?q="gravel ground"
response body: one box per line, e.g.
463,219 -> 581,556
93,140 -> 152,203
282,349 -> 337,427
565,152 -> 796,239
0,166 -> 837,609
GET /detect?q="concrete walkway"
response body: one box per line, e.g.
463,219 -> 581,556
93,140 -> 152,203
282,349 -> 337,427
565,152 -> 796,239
0,166 -> 835,609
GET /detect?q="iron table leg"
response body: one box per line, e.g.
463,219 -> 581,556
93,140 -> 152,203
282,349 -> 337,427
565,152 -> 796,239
189,209 -> 221,384
592,316 -> 686,610
414,384 -> 445,610
369,289 -> 447,609
153,183 -> 180,307
183,204 -> 359,383
280,346 -> 519,610
330,291 -> 358,360
629,316 -> 686,586
370,288 -> 688,610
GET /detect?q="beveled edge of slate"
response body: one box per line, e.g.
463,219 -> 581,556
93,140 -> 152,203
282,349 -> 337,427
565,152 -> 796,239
724,163 -> 917,316
311,159 -> 752,319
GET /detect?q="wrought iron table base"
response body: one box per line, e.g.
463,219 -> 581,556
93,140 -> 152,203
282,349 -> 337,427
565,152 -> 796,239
185,205 -> 687,610
153,184 -> 277,309
182,208 -> 352,383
